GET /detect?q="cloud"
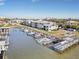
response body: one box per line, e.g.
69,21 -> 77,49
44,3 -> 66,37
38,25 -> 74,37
0,0 -> 5,6
0,2 -> 4,6
32,0 -> 40,3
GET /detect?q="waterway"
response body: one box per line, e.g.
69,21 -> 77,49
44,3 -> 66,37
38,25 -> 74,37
5,28 -> 79,59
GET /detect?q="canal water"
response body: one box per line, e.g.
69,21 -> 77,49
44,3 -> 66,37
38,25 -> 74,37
5,28 -> 79,59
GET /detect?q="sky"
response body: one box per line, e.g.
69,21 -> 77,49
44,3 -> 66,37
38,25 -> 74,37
0,0 -> 79,18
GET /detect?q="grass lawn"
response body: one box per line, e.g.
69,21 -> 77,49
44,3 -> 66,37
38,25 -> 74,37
48,29 -> 65,39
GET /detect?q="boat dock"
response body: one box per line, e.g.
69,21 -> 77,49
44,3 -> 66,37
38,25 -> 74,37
49,33 -> 79,53
0,27 -> 10,59
51,37 -> 79,53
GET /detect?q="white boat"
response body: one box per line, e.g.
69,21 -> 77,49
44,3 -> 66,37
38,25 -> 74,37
24,29 -> 29,33
27,32 -> 35,36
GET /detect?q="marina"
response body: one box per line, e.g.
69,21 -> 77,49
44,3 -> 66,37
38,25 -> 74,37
0,0 -> 79,58
20,27 -> 79,53
2,28 -> 79,59
0,26 -> 78,59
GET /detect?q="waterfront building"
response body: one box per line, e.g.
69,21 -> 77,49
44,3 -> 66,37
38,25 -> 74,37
25,20 -> 33,26
43,22 -> 58,31
26,20 -> 58,31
